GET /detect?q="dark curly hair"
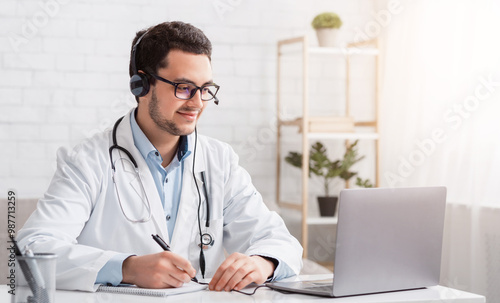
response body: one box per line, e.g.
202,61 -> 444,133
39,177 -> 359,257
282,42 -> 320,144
129,21 -> 212,81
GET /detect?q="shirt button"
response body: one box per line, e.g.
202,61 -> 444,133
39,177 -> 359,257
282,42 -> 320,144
166,215 -> 171,220
155,151 -> 159,157
165,178 -> 168,183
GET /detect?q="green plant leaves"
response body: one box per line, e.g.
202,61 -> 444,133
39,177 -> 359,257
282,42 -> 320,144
356,177 -> 373,188
311,12 -> 343,29
284,140 -> 370,196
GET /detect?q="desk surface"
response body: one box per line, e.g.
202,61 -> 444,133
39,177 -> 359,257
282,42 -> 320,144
2,275 -> 485,303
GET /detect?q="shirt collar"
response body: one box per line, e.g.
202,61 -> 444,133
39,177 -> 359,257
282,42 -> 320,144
130,109 -> 190,162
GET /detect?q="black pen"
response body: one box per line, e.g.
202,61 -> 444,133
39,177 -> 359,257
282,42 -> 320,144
151,234 -> 200,283
152,234 -> 171,251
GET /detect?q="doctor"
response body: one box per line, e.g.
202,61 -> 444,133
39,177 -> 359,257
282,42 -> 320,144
17,21 -> 302,292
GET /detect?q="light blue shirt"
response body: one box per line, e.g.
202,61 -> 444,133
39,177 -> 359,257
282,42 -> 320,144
129,109 -> 190,238
96,110 -> 190,285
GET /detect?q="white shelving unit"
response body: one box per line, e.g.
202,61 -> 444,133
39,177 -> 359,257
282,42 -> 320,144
276,36 -> 380,258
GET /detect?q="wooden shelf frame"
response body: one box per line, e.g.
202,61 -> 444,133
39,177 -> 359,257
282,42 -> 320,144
276,36 -> 381,258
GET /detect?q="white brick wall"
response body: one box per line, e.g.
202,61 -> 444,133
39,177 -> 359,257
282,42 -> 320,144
0,0 -> 378,205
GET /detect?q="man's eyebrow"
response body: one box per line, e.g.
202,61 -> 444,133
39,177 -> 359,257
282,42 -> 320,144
173,77 -> 215,86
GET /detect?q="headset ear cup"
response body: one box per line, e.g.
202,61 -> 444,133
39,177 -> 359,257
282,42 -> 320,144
130,74 -> 150,97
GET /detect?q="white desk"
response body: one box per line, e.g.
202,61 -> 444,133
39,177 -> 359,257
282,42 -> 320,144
1,275 -> 485,303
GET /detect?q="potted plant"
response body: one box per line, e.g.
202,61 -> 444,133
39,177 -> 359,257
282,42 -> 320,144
285,140 -> 370,216
311,12 -> 343,47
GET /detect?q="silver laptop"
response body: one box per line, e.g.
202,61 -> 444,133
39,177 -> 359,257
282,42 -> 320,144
267,186 -> 447,297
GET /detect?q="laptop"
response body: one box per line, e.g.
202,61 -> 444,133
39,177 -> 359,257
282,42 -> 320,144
267,186 -> 447,297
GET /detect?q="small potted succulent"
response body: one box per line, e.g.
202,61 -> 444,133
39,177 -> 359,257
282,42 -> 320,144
285,140 -> 371,216
311,12 -> 343,47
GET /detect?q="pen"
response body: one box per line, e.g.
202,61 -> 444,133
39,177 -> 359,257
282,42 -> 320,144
152,234 -> 171,251
24,247 -> 46,289
9,234 -> 50,302
151,234 -> 199,283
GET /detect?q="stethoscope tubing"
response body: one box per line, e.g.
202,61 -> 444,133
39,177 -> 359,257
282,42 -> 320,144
109,117 -> 152,223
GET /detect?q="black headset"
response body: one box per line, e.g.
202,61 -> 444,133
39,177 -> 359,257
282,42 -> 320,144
129,30 -> 151,97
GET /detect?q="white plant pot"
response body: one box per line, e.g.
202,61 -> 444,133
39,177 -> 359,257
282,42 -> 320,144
315,28 -> 340,47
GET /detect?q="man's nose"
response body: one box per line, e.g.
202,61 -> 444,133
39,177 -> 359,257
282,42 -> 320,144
187,88 -> 204,108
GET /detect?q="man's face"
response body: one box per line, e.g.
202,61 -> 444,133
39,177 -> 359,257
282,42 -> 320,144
145,49 -> 213,137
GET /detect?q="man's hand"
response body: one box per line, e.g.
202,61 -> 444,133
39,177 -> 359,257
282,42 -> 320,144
208,253 -> 276,292
122,252 -> 196,288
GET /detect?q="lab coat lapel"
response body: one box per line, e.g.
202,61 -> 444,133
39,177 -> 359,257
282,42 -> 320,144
170,133 -> 206,251
114,109 -> 169,242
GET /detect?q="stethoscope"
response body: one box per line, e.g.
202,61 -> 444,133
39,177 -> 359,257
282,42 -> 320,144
109,115 -> 213,277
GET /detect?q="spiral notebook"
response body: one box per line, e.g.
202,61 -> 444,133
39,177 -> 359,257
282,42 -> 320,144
96,281 -> 207,297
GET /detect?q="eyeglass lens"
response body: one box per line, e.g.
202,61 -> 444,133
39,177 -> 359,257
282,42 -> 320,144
175,83 -> 218,101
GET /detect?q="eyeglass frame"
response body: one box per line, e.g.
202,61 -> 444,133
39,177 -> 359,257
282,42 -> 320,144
149,73 -> 220,104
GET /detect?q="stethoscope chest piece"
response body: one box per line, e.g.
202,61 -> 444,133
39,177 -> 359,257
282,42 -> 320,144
199,232 -> 215,250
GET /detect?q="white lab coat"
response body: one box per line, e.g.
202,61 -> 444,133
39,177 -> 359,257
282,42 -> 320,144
18,109 -> 303,291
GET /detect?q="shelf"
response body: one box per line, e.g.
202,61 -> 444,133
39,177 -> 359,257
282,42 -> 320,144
307,217 -> 338,225
308,132 -> 379,140
280,46 -> 379,56
309,47 -> 379,56
279,117 -> 378,131
278,201 -> 302,211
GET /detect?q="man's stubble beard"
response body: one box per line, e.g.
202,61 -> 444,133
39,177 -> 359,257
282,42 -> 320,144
148,88 -> 200,136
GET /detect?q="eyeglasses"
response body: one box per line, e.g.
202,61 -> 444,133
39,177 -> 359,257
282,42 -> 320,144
150,74 -> 220,104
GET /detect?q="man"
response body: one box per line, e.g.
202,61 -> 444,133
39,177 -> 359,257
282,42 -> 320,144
17,21 -> 302,292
